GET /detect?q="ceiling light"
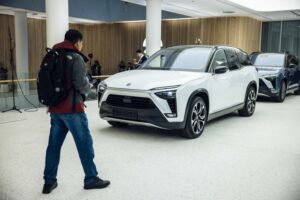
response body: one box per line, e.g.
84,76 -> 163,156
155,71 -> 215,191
226,0 -> 300,12
223,11 -> 235,14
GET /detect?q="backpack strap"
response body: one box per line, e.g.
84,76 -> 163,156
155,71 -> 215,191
61,50 -> 76,112
68,54 -> 76,112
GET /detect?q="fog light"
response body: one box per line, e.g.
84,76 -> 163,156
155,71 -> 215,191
165,113 -> 177,118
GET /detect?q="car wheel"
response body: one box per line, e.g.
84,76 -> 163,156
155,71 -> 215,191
107,121 -> 128,127
181,97 -> 207,139
275,81 -> 286,102
238,86 -> 256,117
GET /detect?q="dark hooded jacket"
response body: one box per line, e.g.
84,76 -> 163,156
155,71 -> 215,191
48,40 -> 90,113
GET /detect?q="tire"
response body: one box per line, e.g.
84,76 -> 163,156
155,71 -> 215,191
274,81 -> 286,102
180,96 -> 208,139
238,86 -> 256,117
107,121 -> 128,127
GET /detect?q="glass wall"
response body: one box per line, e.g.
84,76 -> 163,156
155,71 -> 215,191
261,20 -> 300,58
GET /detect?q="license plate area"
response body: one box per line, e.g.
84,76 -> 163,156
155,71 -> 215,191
112,109 -> 138,121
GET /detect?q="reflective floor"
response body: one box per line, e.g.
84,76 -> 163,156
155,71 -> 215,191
0,95 -> 300,200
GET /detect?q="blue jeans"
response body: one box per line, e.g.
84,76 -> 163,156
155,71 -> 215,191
43,113 -> 98,185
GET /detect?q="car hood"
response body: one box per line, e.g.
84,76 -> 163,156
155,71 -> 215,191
256,66 -> 281,77
104,70 -> 209,90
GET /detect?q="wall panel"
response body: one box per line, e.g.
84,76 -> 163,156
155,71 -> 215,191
0,14 -> 261,81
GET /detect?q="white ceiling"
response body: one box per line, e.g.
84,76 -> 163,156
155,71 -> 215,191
0,6 -> 105,24
123,0 -> 300,21
1,1 -> 300,23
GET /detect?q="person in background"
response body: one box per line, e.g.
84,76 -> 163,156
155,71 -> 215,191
127,62 -> 135,70
42,29 -> 110,194
135,49 -> 147,68
90,60 -> 102,87
118,60 -> 126,72
91,60 -> 102,76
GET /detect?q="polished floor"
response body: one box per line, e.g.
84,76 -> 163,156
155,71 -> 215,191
0,95 -> 300,200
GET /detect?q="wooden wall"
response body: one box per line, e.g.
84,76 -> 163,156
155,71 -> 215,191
0,15 -> 15,77
0,14 -> 261,78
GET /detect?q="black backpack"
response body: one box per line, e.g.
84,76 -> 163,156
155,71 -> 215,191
37,48 -> 73,106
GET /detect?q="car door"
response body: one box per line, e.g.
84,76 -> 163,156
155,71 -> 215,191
208,49 -> 234,113
286,55 -> 298,90
224,48 -> 245,105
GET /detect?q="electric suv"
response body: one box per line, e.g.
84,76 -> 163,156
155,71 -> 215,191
250,52 -> 300,102
98,45 -> 259,139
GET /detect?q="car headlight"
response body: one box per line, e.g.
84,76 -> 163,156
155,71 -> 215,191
264,76 -> 277,82
262,75 -> 277,88
97,81 -> 107,92
151,85 -> 180,91
155,90 -> 177,100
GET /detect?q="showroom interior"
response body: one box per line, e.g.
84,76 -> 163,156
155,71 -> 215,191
0,0 -> 300,199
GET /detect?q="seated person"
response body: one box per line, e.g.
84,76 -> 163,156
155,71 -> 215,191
118,60 -> 126,72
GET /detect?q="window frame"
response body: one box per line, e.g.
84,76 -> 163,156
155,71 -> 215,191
208,49 -> 229,73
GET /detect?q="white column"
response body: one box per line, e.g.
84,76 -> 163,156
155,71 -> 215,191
146,0 -> 162,56
45,0 -> 69,47
14,11 -> 29,93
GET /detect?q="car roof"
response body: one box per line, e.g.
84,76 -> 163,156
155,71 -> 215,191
166,45 -> 243,52
256,52 -> 286,56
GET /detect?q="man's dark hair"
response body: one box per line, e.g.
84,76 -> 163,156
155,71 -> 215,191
64,29 -> 83,44
136,49 -> 143,54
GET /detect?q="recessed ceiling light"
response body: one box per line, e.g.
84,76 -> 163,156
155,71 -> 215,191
223,11 -> 235,14
227,0 -> 300,12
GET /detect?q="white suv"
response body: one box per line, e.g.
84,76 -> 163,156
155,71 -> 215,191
98,45 -> 258,139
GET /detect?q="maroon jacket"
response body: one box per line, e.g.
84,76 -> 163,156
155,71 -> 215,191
48,40 -> 90,114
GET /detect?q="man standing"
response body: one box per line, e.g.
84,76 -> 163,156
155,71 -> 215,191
135,49 -> 148,68
42,29 -> 110,194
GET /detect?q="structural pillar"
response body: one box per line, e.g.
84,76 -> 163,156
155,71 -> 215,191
45,0 -> 69,47
146,0 -> 162,56
14,11 -> 29,94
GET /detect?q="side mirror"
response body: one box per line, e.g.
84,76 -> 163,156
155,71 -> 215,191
288,63 -> 297,68
214,65 -> 229,74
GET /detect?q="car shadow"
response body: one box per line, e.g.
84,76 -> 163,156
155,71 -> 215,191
257,93 -> 294,103
97,112 -> 240,140
98,123 -> 184,141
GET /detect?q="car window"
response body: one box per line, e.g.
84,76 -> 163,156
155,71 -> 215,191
209,49 -> 228,72
236,50 -> 251,66
254,54 -> 285,67
225,48 -> 240,70
288,56 -> 299,66
142,47 -> 213,72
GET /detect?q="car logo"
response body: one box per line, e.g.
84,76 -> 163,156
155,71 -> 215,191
123,97 -> 132,104
126,83 -> 131,87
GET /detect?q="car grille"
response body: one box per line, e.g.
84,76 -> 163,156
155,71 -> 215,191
106,95 -> 155,109
167,99 -> 177,113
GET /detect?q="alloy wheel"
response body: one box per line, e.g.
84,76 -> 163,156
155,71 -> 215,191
191,101 -> 207,135
247,89 -> 256,114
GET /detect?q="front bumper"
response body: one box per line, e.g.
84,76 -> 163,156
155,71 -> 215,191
98,89 -> 185,130
100,101 -> 184,130
258,78 -> 279,97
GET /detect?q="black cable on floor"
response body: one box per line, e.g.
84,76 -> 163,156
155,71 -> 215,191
14,72 -> 39,112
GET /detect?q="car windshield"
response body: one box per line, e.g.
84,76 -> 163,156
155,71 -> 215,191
253,54 -> 285,67
140,47 -> 213,72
